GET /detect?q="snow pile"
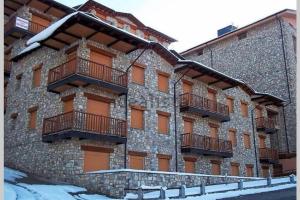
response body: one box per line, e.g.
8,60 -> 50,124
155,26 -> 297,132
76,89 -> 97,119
4,167 -> 27,182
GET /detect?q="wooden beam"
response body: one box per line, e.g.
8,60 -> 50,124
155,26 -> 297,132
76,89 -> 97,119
8,0 -> 23,6
52,37 -> 70,45
107,39 -> 120,47
86,31 -> 98,39
44,5 -> 52,13
61,30 -> 81,39
67,83 -> 78,87
192,73 -> 205,79
208,79 -> 222,85
222,85 -> 236,90
126,47 -> 138,54
4,5 -> 17,11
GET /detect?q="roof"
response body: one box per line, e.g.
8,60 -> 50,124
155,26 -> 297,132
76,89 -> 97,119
181,9 -> 296,55
4,0 -> 75,17
76,0 -> 177,43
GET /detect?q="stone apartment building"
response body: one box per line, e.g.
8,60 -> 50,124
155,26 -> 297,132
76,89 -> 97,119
4,0 -> 287,197
181,9 -> 296,176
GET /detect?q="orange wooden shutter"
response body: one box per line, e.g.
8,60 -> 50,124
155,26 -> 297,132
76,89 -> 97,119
210,126 -> 218,138
158,114 -> 169,134
131,108 -> 144,129
63,99 -> 74,113
87,99 -> 110,116
231,164 -> 239,176
129,155 -> 144,170
212,163 -> 221,175
33,67 -> 42,87
183,82 -> 192,94
259,136 -> 266,148
185,161 -> 195,173
208,91 -> 217,101
244,134 -> 251,149
90,50 -> 112,67
84,150 -> 110,172
90,50 -> 112,82
262,166 -> 269,177
246,165 -> 253,177
158,158 -> 170,171
31,14 -> 51,29
241,102 -> 248,117
158,73 -> 169,93
226,98 -> 234,113
184,120 -> 193,134
29,110 -> 37,129
255,107 -> 263,118
229,130 -> 237,147
132,65 -> 145,85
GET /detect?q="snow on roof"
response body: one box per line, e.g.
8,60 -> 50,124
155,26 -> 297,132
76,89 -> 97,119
15,42 -> 41,57
26,12 -> 79,46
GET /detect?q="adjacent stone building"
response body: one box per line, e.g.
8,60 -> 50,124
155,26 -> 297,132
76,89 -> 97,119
181,9 -> 296,176
4,0 -> 288,197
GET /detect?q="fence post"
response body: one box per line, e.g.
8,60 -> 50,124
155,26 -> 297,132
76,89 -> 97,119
200,182 -> 206,195
289,174 -> 296,184
159,187 -> 166,199
267,177 -> 272,187
238,179 -> 243,190
137,187 -> 143,200
179,185 -> 186,198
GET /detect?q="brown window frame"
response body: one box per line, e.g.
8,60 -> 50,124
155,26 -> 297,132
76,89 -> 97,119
28,106 -> 38,130
157,110 -> 171,134
157,70 -> 170,93
132,63 -> 146,85
157,154 -> 171,171
228,128 -> 237,147
245,164 -> 254,177
243,133 -> 251,149
130,105 -> 146,130
240,101 -> 249,118
230,162 -> 240,176
211,160 -> 221,175
32,64 -> 42,88
128,151 -> 147,170
226,96 -> 234,113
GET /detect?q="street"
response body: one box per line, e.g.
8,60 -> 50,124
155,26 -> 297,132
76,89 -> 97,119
219,187 -> 296,200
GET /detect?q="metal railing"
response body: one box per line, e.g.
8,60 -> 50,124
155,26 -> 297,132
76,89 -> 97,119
181,133 -> 232,154
5,16 -> 47,34
179,93 -> 229,116
43,110 -> 127,137
255,117 -> 278,130
259,148 -> 279,161
48,57 -> 128,88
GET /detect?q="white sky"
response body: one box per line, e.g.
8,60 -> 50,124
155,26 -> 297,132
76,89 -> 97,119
58,0 -> 296,52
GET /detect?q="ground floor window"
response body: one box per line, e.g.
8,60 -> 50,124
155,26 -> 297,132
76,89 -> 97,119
81,146 -> 112,172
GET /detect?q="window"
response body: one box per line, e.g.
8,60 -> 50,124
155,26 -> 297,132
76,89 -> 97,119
82,146 -> 111,172
184,157 -> 196,173
259,135 -> 266,148
209,123 -> 219,138
182,80 -> 193,94
15,74 -> 22,90
262,166 -> 270,177
157,111 -> 170,134
130,105 -> 145,129
237,32 -> 247,40
28,107 -> 38,129
183,117 -> 194,134
240,101 -> 248,117
132,64 -> 145,85
157,70 -> 170,93
255,107 -> 263,118
243,133 -> 251,149
10,113 -> 18,131
231,162 -> 240,176
157,154 -> 171,171
246,164 -> 254,177
211,160 -> 221,175
33,65 -> 42,88
62,94 -> 75,113
129,151 -> 146,170
228,129 -> 237,147
226,97 -> 234,113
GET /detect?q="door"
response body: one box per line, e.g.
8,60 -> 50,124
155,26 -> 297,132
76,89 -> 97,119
63,98 -> 74,129
86,98 -> 110,133
207,91 -> 217,112
210,126 -> 218,151
183,119 -> 193,146
65,51 -> 77,77
90,51 -> 112,82
31,15 -> 51,33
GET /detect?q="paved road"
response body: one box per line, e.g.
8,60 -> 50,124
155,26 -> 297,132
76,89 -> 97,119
219,187 -> 296,200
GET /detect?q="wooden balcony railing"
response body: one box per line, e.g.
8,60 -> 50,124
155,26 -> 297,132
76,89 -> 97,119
255,117 -> 278,131
43,110 -> 127,138
48,57 -> 128,88
5,16 -> 47,35
259,148 -> 279,162
181,133 -> 233,156
179,93 -> 229,117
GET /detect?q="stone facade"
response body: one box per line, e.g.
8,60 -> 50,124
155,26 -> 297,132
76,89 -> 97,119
182,14 -> 296,154
4,1 -> 284,198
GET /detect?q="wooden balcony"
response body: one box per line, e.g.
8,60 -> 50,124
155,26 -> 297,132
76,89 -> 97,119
255,117 -> 279,134
259,148 -> 279,164
5,16 -> 46,46
42,110 -> 127,144
181,133 -> 233,158
47,57 -> 128,95
179,93 -> 230,122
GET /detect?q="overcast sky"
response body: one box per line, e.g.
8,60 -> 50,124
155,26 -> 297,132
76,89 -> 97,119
58,0 -> 296,52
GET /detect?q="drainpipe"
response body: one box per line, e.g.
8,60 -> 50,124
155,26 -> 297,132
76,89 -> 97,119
123,45 -> 150,169
275,15 -> 291,153
173,68 -> 191,172
250,108 -> 259,177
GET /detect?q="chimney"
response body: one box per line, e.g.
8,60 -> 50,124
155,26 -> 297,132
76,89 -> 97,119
217,25 -> 237,37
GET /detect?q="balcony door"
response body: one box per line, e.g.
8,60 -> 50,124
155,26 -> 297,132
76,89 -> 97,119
207,89 -> 217,112
267,110 -> 278,129
209,125 -> 219,151
90,50 -> 112,82
86,98 -> 111,133
183,119 -> 193,146
182,81 -> 193,94
259,135 -> 266,148
255,107 -> 263,118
